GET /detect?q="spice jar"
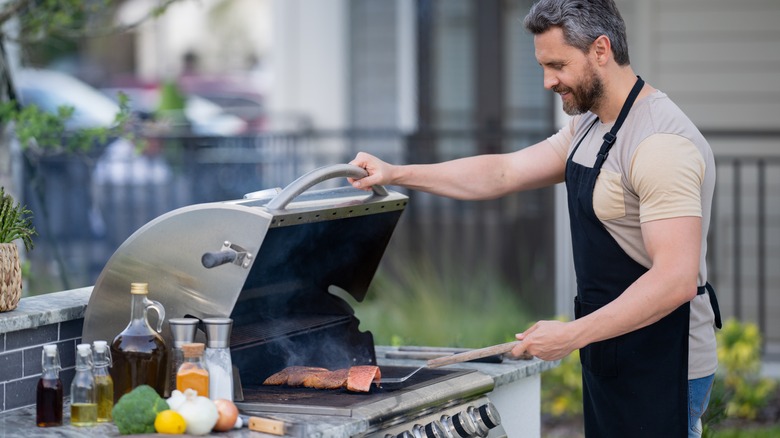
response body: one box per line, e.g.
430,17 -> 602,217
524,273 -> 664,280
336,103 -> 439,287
176,343 -> 209,397
168,318 -> 199,397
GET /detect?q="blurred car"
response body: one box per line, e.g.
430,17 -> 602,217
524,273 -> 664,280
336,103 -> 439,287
178,75 -> 266,132
15,68 -> 124,131
101,82 -> 249,136
14,68 -> 173,237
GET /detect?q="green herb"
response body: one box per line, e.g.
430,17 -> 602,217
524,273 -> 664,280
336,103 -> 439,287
0,187 -> 36,251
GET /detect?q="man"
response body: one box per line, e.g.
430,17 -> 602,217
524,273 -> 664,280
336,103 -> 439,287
348,1 -> 721,437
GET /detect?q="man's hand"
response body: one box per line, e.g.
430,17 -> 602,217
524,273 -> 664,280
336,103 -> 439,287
511,320 -> 579,361
348,152 -> 394,190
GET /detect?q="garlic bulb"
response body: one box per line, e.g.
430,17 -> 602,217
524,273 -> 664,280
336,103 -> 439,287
174,388 -> 218,435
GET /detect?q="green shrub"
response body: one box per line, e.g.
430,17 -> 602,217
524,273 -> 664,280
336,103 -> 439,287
541,347 -> 582,418
716,318 -> 777,420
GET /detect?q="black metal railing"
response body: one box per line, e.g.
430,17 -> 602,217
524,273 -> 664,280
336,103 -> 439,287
20,129 -> 780,347
711,155 -> 780,349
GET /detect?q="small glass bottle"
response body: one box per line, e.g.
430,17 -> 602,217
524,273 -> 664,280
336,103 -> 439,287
167,318 -> 199,397
36,344 -> 63,427
92,340 -> 114,422
111,282 -> 168,402
70,343 -> 97,427
176,343 -> 209,397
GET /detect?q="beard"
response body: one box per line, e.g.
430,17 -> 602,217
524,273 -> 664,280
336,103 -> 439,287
553,63 -> 604,115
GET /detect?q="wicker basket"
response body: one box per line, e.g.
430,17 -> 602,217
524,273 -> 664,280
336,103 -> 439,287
0,243 -> 22,312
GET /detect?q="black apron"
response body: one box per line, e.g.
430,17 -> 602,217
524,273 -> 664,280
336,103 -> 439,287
565,77 -> 721,437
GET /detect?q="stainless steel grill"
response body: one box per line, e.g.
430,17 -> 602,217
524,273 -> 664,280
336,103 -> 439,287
82,164 -> 504,437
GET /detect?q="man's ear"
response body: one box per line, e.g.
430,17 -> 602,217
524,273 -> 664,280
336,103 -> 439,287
592,35 -> 612,66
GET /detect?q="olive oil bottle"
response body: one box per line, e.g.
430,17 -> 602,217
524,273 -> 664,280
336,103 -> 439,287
92,340 -> 114,422
110,283 -> 168,401
70,344 -> 97,426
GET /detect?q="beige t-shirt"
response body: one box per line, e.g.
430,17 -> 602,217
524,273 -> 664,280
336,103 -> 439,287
547,90 -> 718,379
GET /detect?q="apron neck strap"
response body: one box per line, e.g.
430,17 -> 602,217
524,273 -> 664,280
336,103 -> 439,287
594,76 -> 645,168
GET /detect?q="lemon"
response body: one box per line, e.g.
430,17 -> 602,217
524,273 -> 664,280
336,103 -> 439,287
154,409 -> 186,434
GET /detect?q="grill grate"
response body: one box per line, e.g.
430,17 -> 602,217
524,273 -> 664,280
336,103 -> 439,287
230,314 -> 352,351
237,366 -> 473,415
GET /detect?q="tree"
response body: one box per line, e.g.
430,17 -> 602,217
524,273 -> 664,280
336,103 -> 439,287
0,0 -> 180,290
0,0 -> 181,150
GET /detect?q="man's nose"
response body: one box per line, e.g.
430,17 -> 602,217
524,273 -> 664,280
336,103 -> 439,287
543,72 -> 558,90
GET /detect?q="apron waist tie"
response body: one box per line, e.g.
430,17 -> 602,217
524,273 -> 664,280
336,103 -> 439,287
697,283 -> 722,329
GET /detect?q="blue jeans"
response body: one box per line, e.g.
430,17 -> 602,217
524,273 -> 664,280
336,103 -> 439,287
689,374 -> 715,438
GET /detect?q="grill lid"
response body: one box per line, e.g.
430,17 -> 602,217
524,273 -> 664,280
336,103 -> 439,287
82,165 -> 407,365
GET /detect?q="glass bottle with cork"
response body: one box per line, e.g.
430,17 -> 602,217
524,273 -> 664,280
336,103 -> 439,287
110,282 -> 168,401
167,318 -> 199,397
177,342 -> 209,397
92,340 -> 113,422
36,344 -> 63,427
70,343 -> 97,426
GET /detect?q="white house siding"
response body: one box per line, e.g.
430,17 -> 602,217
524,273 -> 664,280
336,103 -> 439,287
638,0 -> 780,132
621,0 -> 780,347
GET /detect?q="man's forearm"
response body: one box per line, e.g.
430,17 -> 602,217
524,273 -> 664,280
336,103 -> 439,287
569,267 -> 698,349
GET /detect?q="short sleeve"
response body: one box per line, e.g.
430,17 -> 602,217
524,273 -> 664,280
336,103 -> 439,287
546,116 -> 579,162
630,133 -> 705,223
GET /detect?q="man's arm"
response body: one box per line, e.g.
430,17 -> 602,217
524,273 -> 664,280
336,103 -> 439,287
513,215 -> 702,360
349,139 -> 566,200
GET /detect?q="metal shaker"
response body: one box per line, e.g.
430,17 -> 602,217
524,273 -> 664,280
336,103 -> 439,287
202,318 -> 234,401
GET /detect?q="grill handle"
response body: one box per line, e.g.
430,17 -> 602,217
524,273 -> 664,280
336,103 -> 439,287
202,250 -> 236,268
266,164 -> 388,210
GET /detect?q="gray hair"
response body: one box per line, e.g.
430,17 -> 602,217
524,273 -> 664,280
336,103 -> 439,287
523,0 -> 630,65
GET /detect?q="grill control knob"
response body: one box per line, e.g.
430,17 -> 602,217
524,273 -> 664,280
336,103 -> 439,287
478,403 -> 501,429
395,432 -> 415,438
467,402 -> 501,437
411,424 -> 426,438
423,420 -> 447,438
440,412 -> 478,437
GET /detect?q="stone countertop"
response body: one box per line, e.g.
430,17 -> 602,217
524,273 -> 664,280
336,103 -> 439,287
0,287 -> 92,335
0,346 -> 556,437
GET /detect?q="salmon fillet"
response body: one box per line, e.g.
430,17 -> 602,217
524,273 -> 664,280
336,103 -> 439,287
345,365 -> 381,393
286,366 -> 329,386
263,366 -> 327,386
263,365 -> 380,392
302,368 -> 349,389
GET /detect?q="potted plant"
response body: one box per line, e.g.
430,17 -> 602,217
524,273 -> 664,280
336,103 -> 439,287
0,187 -> 36,311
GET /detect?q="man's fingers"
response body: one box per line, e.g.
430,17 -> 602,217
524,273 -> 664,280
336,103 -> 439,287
510,340 -> 527,358
516,321 -> 540,340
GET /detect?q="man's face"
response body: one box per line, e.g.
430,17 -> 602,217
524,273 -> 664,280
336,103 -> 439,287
534,27 -> 604,115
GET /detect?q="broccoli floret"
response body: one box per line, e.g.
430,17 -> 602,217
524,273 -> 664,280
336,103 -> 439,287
111,385 -> 169,434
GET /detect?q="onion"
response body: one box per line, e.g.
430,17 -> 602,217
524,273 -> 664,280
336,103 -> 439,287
213,399 -> 240,432
175,389 -> 219,435
166,389 -> 186,411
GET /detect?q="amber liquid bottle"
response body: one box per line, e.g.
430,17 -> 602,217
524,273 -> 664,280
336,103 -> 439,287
110,283 -> 168,402
92,340 -> 114,422
36,344 -> 63,427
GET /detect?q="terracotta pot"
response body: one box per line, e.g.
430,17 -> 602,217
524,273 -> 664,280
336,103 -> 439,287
0,243 -> 22,312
